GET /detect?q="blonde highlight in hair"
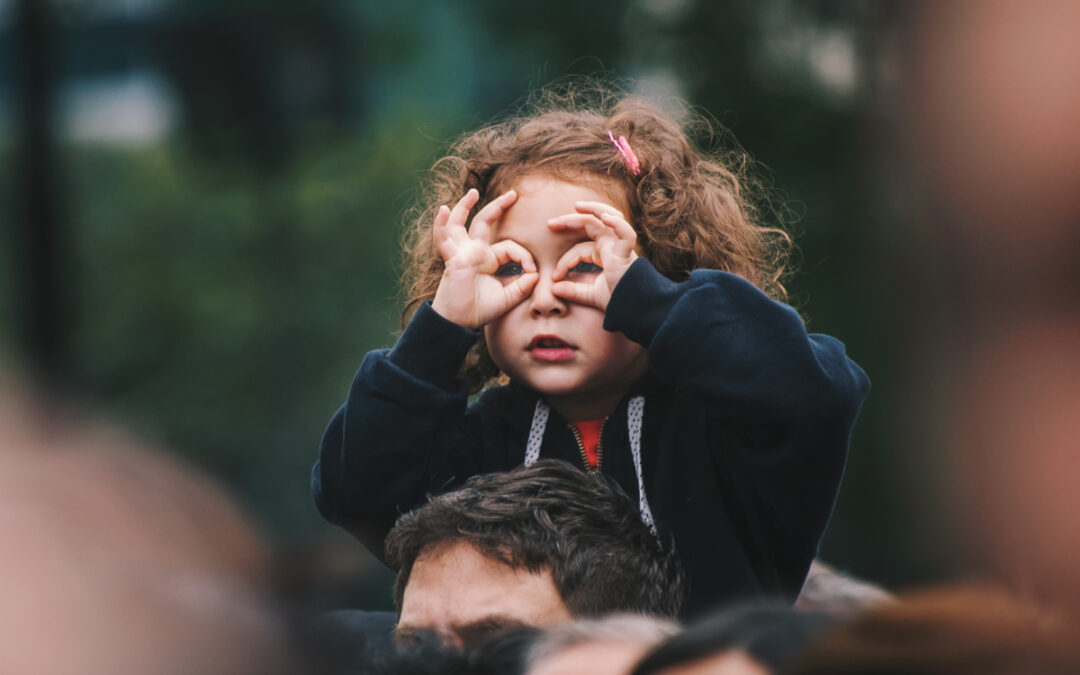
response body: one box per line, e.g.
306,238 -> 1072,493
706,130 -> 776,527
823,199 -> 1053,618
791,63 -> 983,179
401,80 -> 794,391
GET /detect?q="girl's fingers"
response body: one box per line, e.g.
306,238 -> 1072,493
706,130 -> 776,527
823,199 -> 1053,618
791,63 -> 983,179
502,272 -> 540,306
432,205 -> 456,259
548,212 -> 606,229
447,189 -> 481,232
597,210 -> 636,239
575,200 -> 626,221
551,280 -> 604,310
434,204 -> 451,230
552,241 -> 601,281
547,213 -> 613,241
490,239 -> 536,273
469,189 -> 518,242
574,202 -> 637,248
599,212 -> 638,257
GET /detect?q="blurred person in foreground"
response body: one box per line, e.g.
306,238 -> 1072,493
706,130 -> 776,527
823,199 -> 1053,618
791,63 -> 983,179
0,379 -> 292,675
787,586 -> 1080,675
895,0 -> 1080,611
525,614 -> 680,675
383,459 -> 684,649
629,603 -> 834,675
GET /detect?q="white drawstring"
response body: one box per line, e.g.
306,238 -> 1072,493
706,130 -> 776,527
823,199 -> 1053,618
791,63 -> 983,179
524,396 -> 659,540
626,396 -> 658,539
524,399 -> 549,466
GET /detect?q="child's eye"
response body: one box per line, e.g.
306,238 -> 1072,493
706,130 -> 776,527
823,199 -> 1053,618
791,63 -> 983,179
494,261 -> 524,277
569,260 -> 603,274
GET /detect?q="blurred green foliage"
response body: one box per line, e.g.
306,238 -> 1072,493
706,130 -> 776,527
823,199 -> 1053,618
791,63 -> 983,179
63,112 -> 458,539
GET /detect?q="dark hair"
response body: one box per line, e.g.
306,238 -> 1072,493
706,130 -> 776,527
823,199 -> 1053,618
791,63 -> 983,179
400,79 -> 793,391
385,459 -> 684,619
631,602 -> 833,675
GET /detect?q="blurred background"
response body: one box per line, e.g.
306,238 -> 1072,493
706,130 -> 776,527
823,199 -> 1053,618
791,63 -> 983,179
3,0 -> 1077,614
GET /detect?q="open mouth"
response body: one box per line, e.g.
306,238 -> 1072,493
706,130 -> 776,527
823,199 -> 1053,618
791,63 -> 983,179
527,335 -> 574,350
527,335 -> 576,361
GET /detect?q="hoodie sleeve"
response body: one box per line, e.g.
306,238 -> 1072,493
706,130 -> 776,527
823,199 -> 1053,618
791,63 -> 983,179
605,258 -> 870,581
311,302 -> 485,562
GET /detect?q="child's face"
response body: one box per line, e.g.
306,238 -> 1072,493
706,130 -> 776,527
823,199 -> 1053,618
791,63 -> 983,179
483,175 -> 647,420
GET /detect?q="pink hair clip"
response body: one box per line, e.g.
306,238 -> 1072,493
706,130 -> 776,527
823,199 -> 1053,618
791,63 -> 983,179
607,130 -> 641,176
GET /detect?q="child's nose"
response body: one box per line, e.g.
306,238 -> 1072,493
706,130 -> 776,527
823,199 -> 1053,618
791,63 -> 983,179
529,274 -> 566,317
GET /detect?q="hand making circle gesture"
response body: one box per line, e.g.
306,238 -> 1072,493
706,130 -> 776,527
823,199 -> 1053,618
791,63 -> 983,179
547,200 -> 639,310
430,189 -> 539,329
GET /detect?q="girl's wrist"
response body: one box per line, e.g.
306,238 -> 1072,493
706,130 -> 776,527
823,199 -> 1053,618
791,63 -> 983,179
431,293 -> 477,330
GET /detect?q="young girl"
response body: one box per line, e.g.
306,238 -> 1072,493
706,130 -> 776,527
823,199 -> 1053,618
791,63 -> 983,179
313,86 -> 869,618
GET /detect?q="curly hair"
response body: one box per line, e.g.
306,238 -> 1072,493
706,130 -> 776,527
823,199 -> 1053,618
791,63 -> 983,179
400,80 -> 793,391
385,459 -> 685,620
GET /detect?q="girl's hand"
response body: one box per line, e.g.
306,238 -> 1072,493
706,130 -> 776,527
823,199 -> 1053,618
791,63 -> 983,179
547,201 -> 639,310
430,189 -> 539,329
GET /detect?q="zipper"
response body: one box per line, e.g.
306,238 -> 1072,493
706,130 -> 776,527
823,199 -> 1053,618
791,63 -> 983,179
568,418 -> 607,474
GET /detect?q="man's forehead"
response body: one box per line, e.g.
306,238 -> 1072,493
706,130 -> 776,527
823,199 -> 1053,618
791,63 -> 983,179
398,540 -> 570,637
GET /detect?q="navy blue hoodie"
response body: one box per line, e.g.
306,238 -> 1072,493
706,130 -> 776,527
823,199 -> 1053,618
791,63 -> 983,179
313,258 -> 869,618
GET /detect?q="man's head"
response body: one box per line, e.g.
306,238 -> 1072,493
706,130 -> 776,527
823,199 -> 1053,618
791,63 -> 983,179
385,459 -> 684,646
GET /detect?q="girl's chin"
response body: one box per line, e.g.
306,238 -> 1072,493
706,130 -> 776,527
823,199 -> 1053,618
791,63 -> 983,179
531,381 -> 589,396
532,379 -> 621,401
506,367 -> 636,401
502,368 -> 577,393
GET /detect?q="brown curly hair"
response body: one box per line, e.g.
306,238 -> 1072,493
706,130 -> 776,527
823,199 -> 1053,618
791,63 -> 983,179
400,81 -> 794,391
